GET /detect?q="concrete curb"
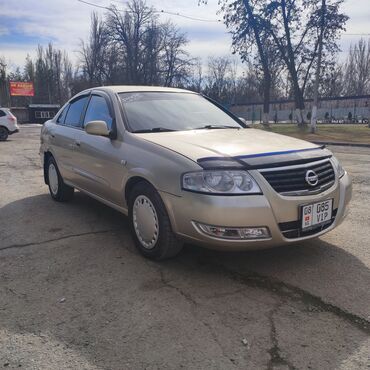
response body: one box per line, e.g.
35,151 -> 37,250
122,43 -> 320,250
19,123 -> 43,127
312,141 -> 370,148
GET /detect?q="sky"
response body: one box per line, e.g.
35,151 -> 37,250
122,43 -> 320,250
0,0 -> 369,71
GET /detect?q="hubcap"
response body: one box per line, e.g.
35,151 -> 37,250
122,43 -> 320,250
48,163 -> 59,195
133,195 -> 159,249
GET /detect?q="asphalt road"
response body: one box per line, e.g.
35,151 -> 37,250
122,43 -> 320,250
0,125 -> 369,370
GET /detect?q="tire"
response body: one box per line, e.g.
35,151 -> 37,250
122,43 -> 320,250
0,126 -> 8,141
128,182 -> 183,260
46,156 -> 74,202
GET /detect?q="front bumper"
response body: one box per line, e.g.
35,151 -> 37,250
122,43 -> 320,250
160,171 -> 352,251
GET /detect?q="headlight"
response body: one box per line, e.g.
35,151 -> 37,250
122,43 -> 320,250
182,170 -> 262,194
332,156 -> 345,178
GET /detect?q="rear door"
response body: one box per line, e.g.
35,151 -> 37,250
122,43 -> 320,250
76,91 -> 126,205
50,95 -> 89,183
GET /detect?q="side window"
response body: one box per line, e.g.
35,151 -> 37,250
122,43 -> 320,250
83,95 -> 113,129
65,96 -> 89,128
57,105 -> 69,124
0,110 -> 6,117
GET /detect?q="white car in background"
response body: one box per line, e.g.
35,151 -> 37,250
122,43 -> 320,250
0,108 -> 19,141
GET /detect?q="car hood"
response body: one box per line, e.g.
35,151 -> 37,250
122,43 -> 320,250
137,128 -> 325,164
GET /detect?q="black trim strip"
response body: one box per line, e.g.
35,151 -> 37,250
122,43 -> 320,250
198,147 -> 323,163
198,152 -> 332,170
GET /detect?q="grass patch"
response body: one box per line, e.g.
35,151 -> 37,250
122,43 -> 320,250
259,124 -> 370,144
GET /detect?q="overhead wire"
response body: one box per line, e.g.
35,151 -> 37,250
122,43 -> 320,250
77,0 -> 222,23
77,1 -> 369,35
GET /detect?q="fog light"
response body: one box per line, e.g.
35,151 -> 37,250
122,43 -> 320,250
195,223 -> 270,240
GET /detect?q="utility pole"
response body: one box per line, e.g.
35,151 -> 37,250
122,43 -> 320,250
311,0 -> 326,133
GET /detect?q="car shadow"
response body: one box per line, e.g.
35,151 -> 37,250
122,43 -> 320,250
1,192 -> 369,369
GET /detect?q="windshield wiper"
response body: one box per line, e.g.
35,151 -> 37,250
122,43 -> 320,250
193,125 -> 241,130
132,127 -> 177,133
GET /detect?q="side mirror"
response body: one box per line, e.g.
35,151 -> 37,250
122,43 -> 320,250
85,120 -> 110,137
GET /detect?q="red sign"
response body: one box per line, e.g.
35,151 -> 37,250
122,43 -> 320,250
9,81 -> 34,97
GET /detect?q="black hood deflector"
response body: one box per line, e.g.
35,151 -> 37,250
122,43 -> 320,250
197,146 -> 332,170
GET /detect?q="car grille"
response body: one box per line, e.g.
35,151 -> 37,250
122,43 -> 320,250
259,159 -> 335,196
279,209 -> 337,239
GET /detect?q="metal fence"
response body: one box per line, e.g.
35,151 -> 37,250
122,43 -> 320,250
231,95 -> 370,123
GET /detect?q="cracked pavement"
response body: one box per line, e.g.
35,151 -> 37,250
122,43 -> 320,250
0,126 -> 369,369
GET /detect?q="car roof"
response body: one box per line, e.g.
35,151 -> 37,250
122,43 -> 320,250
86,85 -> 196,94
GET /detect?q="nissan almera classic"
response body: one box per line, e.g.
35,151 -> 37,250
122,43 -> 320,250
40,86 -> 352,260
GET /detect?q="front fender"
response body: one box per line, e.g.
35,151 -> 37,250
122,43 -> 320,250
121,135 -> 202,197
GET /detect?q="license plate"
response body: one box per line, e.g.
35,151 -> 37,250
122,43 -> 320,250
301,199 -> 333,231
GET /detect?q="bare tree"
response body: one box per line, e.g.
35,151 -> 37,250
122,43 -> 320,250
204,56 -> 232,103
160,22 -> 191,87
208,0 -> 273,125
28,44 -> 74,105
61,53 -> 73,102
263,0 -> 348,125
343,39 -> 370,96
80,12 -> 109,86
105,0 -> 192,86
319,62 -> 344,97
187,58 -> 204,93
236,62 -> 263,103
0,57 -> 10,107
106,0 -> 155,84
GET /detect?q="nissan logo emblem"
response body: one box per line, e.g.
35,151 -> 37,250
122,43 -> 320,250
305,170 -> 319,187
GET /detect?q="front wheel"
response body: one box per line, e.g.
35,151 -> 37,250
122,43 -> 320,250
128,182 -> 183,260
47,156 -> 74,202
0,126 -> 8,141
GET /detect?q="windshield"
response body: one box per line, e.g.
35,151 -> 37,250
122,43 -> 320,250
119,92 -> 243,132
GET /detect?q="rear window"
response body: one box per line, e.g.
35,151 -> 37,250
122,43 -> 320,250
64,96 -> 89,128
0,110 -> 6,117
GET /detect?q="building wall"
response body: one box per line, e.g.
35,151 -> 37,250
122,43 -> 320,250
29,107 -> 59,124
9,105 -> 60,124
10,107 -> 29,123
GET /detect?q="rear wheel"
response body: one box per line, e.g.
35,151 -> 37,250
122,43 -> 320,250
0,126 -> 8,141
128,182 -> 183,260
47,156 -> 74,202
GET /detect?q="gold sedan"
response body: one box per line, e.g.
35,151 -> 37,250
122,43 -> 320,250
40,86 -> 352,260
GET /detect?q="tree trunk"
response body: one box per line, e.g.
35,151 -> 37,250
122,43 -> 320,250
262,72 -> 271,126
280,0 -> 306,126
242,0 -> 271,127
310,0 -> 326,133
291,71 -> 306,125
295,108 -> 305,125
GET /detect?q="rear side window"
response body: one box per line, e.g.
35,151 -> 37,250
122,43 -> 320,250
57,105 -> 69,124
83,95 -> 113,129
64,96 -> 89,128
0,110 -> 6,117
